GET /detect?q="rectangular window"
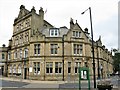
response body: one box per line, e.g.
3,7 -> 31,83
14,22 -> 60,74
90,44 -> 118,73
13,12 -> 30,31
34,44 -> 37,54
76,31 -> 78,37
18,64 -> 21,74
73,31 -> 75,36
55,62 -> 62,73
9,65 -> 12,74
51,30 -> 54,36
13,65 -> 16,74
38,44 -> 40,54
55,29 -> 58,35
34,62 -> 40,75
46,62 -> 53,73
14,51 -> 17,59
73,44 -> 82,55
75,62 -> 81,73
51,44 -> 58,54
8,52 -> 11,60
68,62 -> 71,74
24,48 -> 28,58
34,44 -> 40,55
72,31 -> 81,37
2,53 -> 4,59
80,45 -> 82,55
50,28 -> 59,36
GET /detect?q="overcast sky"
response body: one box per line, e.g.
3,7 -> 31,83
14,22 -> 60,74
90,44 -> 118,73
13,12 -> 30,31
0,0 -> 119,51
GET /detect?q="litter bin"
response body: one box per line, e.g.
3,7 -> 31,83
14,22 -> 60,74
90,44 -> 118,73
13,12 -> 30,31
97,84 -> 113,90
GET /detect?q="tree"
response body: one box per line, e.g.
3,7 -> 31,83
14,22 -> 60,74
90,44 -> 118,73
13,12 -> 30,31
113,52 -> 120,73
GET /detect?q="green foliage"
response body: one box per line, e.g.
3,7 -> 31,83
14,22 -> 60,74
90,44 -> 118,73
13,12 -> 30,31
113,53 -> 120,73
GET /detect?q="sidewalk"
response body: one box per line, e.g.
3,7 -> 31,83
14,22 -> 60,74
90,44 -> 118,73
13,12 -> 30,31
0,76 -> 103,84
0,76 -> 66,84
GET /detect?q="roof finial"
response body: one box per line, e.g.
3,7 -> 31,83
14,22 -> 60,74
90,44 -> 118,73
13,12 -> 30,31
20,5 -> 25,9
76,20 -> 77,23
99,35 -> 101,40
31,6 -> 36,12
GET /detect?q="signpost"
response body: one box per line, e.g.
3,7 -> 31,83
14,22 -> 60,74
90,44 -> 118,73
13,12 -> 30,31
79,67 -> 90,90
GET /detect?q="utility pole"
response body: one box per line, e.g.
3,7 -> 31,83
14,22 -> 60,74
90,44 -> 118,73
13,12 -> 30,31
81,7 -> 96,88
62,35 -> 64,81
97,42 -> 100,79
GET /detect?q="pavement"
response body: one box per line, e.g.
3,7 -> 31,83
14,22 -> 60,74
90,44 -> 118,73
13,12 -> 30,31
0,76 -> 66,84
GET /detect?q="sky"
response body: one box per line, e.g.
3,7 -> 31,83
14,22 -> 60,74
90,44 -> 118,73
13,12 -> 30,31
0,0 -> 119,51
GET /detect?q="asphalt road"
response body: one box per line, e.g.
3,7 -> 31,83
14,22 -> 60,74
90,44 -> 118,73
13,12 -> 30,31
1,80 -> 29,88
0,76 -> 119,89
1,79 -> 93,88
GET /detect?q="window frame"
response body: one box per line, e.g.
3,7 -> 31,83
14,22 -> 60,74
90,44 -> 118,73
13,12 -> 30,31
2,53 -> 5,60
46,62 -> 53,74
34,44 -> 40,55
68,62 -> 71,74
8,52 -> 11,60
72,31 -> 81,38
75,62 -> 81,74
73,44 -> 83,55
51,44 -> 58,55
18,64 -> 22,74
24,48 -> 28,58
33,62 -> 40,75
50,28 -> 59,37
55,62 -> 62,74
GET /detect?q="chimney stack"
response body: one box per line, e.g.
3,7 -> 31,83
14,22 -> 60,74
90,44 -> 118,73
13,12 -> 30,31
70,18 -> 74,29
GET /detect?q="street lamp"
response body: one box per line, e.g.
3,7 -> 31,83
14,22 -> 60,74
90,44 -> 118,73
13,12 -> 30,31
62,35 -> 65,81
97,42 -> 100,79
81,7 -> 96,88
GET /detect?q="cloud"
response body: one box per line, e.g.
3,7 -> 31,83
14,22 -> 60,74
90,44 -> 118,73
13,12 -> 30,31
94,14 -> 118,50
0,0 -> 118,50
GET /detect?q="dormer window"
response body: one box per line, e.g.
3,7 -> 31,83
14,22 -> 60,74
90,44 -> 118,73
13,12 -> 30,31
73,31 -> 81,37
50,28 -> 59,37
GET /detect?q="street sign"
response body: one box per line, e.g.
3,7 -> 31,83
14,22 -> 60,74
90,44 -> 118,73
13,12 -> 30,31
79,67 -> 90,90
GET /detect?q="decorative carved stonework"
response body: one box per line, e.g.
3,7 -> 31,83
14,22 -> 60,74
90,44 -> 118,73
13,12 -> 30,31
18,5 -> 30,19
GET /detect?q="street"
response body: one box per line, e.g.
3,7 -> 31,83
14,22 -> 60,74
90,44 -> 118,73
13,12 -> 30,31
0,76 -> 119,90
1,80 -> 29,88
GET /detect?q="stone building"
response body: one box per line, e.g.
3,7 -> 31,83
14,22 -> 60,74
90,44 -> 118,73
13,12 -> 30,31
0,44 -> 8,76
4,5 -> 113,80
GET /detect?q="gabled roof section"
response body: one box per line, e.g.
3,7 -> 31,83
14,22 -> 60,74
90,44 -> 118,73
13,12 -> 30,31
69,20 -> 89,39
17,5 -> 30,19
44,20 -> 53,28
72,20 -> 83,30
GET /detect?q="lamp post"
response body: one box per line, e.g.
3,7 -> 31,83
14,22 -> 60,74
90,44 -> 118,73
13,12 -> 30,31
97,42 -> 100,79
81,7 -> 96,88
62,35 -> 65,81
